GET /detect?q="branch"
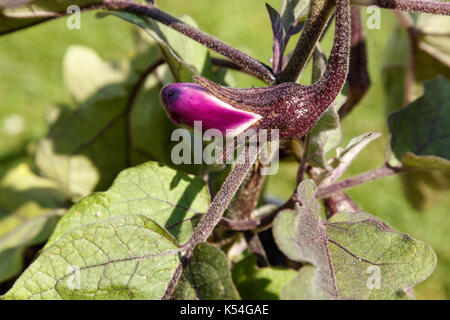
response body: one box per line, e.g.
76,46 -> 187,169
323,191 -> 360,217
210,57 -> 261,78
102,0 -> 275,84
278,0 -> 335,83
221,163 -> 413,231
227,159 -> 267,220
315,164 -> 410,198
352,0 -> 450,15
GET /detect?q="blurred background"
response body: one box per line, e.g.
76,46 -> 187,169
0,0 -> 448,299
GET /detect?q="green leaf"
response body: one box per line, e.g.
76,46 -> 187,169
306,104 -> 341,169
46,161 -> 209,246
324,132 -> 380,184
273,180 -> 437,300
63,46 -> 129,104
382,19 -> 450,208
0,164 -> 67,283
173,243 -> 240,300
2,215 -> 181,300
232,255 -> 297,300
0,0 -> 102,35
388,77 -> 450,170
306,45 -> 343,169
3,161 -> 210,300
100,11 -> 209,82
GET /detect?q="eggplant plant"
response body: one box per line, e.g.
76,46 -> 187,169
0,0 -> 449,300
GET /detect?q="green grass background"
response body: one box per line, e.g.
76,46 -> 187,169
0,0 -> 448,299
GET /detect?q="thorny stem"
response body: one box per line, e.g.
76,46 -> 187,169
352,0 -> 450,15
278,0 -> 335,83
102,0 -> 275,84
163,147 -> 260,298
185,149 -> 259,247
227,160 -> 267,220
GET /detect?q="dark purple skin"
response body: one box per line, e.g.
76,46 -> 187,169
162,0 -> 351,140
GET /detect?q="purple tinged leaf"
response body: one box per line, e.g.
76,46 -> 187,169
266,3 -> 285,74
273,180 -> 437,300
160,83 -> 262,137
280,0 -> 308,33
285,22 -> 304,37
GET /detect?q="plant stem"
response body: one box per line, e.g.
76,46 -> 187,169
227,160 -> 267,220
210,57 -> 261,78
315,164 -> 409,198
163,147 -> 259,298
323,191 -> 360,217
278,0 -> 335,83
221,164 -> 411,230
184,149 -> 259,248
102,0 -> 275,84
352,0 -> 450,15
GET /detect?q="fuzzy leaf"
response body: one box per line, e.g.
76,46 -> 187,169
266,3 -> 284,72
388,77 -> 450,170
3,215 -> 181,299
3,161 -> 210,300
232,255 -> 297,300
273,180 -> 437,300
0,164 -> 67,283
46,161 -> 209,247
306,46 -> 342,169
173,243 -> 240,300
